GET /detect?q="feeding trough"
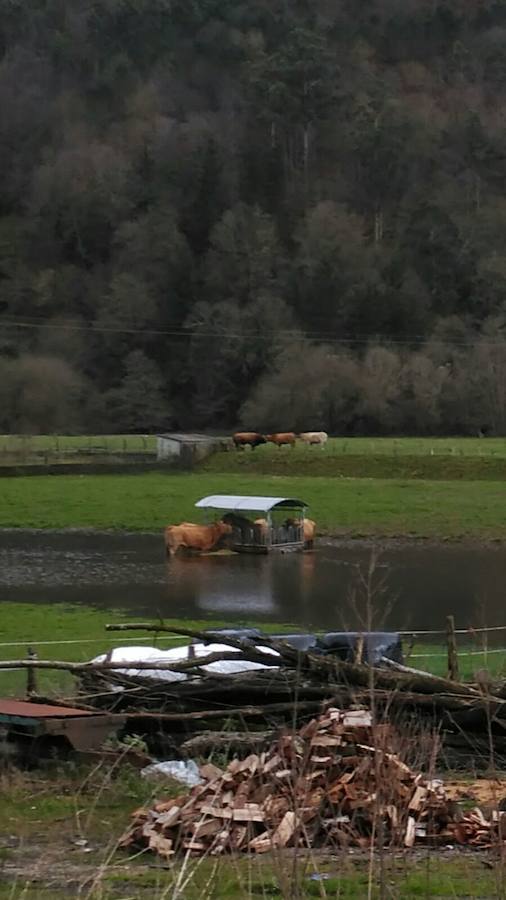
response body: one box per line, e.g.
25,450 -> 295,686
195,494 -> 309,554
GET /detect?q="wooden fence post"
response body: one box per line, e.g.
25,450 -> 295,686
26,646 -> 38,696
446,615 -> 459,682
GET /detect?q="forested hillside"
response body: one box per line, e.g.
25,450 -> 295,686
1,0 -> 506,434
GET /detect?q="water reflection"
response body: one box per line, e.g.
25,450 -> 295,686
166,555 -> 277,615
0,530 -> 505,632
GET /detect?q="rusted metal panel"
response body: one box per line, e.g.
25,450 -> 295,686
0,699 -> 98,718
0,699 -> 125,752
41,716 -> 124,751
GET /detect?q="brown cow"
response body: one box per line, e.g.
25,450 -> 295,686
164,521 -> 232,556
253,517 -> 269,541
286,517 -> 316,548
233,432 -> 267,450
302,518 -> 316,547
266,432 -> 296,448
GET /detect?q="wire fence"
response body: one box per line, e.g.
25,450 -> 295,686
1,435 -> 506,459
1,622 -> 506,684
333,439 -> 506,458
0,434 -> 157,461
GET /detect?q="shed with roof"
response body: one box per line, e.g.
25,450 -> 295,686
195,494 -> 309,553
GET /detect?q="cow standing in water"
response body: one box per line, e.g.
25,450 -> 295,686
285,517 -> 316,549
164,521 -> 232,556
298,431 -> 328,448
233,432 -> 267,450
265,432 -> 297,448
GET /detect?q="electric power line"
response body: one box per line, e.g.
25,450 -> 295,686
2,315 -> 506,347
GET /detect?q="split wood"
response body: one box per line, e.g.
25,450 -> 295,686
120,707 -> 506,858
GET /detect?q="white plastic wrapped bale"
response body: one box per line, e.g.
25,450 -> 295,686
91,642 -> 280,682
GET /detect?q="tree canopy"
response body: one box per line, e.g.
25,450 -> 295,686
2,0 -> 506,433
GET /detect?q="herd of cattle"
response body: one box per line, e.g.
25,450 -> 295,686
164,516 -> 316,556
232,431 -> 327,449
163,430 -> 324,556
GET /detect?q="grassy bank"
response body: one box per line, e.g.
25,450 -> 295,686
0,602 -> 261,697
205,436 -> 506,480
1,470 -> 505,540
0,433 -> 156,454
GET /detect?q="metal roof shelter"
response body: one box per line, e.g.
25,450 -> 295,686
195,495 -> 308,553
195,495 -> 306,513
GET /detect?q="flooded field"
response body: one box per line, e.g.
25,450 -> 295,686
1,530 -> 505,632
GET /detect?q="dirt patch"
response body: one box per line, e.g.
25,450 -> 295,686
445,777 -> 506,807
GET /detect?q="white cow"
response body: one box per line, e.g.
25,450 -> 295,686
298,431 -> 328,448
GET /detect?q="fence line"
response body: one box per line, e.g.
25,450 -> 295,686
0,635 -> 178,649
2,624 -> 506,649
399,625 -> 506,636
411,647 -> 506,659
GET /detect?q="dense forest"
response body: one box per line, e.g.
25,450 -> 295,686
1,0 -> 506,435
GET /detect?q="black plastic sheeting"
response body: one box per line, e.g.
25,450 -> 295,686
202,628 -> 403,665
315,632 -> 403,665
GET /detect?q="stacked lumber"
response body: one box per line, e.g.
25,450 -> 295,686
120,707 -> 473,858
445,807 -> 506,848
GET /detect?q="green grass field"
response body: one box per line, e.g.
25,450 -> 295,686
1,470 -> 505,539
206,438 -> 506,479
0,434 -> 156,453
0,602 -> 296,697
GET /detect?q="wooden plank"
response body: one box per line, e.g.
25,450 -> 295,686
249,831 -> 273,853
404,816 -> 416,848
272,811 -> 297,847
148,833 -> 174,857
156,806 -> 181,828
310,735 -> 343,747
199,805 -> 233,819
408,786 -> 428,813
232,805 -> 265,823
199,763 -> 224,781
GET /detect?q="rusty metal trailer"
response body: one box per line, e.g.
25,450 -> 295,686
0,699 -> 124,758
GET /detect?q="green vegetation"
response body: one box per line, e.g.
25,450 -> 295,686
0,602 -> 295,696
260,437 -> 506,457
0,433 -> 156,467
1,470 -> 505,540
0,849 -> 502,898
4,4 -> 506,437
205,436 -> 506,480
0,434 -> 156,454
408,644 -> 506,681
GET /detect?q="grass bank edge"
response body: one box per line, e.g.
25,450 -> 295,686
1,471 -> 505,540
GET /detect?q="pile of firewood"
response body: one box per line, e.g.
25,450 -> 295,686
120,707 -> 503,858
445,808 -> 506,848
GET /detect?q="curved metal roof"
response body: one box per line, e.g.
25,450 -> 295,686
195,494 -> 306,512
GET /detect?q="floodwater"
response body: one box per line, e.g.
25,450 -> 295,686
1,530 -> 506,633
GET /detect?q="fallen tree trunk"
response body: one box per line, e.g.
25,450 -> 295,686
18,623 -> 506,747
180,731 -> 275,755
